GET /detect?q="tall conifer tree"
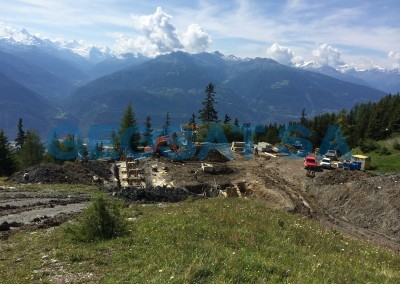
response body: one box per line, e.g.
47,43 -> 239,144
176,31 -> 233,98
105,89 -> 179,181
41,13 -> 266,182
198,83 -> 218,123
15,118 -> 26,149
0,130 -> 16,176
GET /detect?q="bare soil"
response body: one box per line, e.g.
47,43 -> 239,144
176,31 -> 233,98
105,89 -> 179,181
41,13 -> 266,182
0,160 -> 115,239
1,153 -> 399,252
0,188 -> 89,240
7,160 -> 114,185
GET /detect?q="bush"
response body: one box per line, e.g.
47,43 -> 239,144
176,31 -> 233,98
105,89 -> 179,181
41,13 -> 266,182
393,141 -> 400,151
359,139 -> 379,153
65,194 -> 128,242
379,146 -> 391,156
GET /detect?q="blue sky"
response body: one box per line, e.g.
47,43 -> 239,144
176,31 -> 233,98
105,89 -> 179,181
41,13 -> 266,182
1,0 -> 399,69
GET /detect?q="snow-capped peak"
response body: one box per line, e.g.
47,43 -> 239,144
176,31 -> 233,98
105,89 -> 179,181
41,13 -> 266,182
223,54 -> 242,61
1,23 -> 42,46
293,60 -> 317,69
0,22 -> 113,61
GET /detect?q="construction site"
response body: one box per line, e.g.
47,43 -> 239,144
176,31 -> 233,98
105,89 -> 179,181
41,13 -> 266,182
1,143 -> 400,252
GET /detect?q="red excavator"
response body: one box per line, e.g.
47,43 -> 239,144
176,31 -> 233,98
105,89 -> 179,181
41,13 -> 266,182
154,135 -> 178,154
304,155 -> 318,177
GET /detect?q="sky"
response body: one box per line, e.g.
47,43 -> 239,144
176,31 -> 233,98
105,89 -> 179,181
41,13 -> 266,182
1,0 -> 400,69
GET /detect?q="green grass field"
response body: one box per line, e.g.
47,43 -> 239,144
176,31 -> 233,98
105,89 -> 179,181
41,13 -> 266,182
1,197 -> 399,283
352,136 -> 400,173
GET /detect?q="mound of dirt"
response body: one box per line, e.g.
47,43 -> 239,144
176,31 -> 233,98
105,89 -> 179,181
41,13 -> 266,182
308,172 -> 400,246
8,161 -> 113,185
202,150 -> 230,163
314,169 -> 374,185
116,186 -> 196,202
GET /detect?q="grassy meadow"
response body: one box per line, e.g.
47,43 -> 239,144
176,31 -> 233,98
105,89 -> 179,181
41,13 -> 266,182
0,197 -> 399,283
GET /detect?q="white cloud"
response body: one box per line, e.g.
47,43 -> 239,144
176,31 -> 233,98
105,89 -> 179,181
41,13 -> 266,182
131,7 -> 183,53
113,34 -> 159,56
388,51 -> 400,69
266,43 -> 294,65
114,7 -> 211,56
181,24 -> 212,54
312,44 -> 344,68
0,22 -> 16,38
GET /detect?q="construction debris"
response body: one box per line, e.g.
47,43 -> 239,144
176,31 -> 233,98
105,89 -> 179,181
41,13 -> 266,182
231,141 -> 245,152
201,163 -> 214,173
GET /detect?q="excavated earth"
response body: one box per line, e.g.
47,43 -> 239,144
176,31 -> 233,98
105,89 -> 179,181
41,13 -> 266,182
0,154 -> 399,252
0,161 -> 115,239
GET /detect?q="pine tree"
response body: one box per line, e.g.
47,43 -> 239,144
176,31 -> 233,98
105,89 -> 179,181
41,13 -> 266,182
90,141 -> 104,160
300,109 -> 308,126
0,130 -> 16,176
111,130 -> 120,155
162,112 -> 171,136
189,113 -> 196,126
118,102 -> 140,153
18,130 -> 44,169
120,102 -> 136,134
223,114 -> 231,124
62,133 -> 79,161
76,136 -> 88,161
389,97 -> 400,131
15,118 -> 26,150
198,83 -> 218,123
234,118 -> 239,127
143,116 -> 153,146
46,132 -> 63,164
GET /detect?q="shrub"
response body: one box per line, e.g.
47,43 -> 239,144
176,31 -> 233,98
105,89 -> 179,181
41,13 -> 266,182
393,141 -> 400,151
379,146 -> 391,156
359,139 -> 379,153
65,194 -> 128,242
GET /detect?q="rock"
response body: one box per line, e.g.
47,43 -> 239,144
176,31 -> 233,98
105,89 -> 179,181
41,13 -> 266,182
0,222 -> 10,231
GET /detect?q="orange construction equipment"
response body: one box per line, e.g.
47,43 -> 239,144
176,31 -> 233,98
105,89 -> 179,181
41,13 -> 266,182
154,135 -> 178,153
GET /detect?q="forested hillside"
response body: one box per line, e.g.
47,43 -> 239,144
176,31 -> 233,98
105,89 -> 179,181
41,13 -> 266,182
255,93 -> 400,150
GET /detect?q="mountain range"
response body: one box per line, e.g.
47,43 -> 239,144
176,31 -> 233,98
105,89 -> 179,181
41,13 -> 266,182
0,25 -> 398,139
295,62 -> 400,95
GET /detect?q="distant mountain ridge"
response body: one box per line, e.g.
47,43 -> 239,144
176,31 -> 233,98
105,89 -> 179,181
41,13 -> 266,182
64,51 -> 386,132
0,73 -> 77,138
0,23 -> 396,139
1,23 -> 399,94
295,61 -> 400,94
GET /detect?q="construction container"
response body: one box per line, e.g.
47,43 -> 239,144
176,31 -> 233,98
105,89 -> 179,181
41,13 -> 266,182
351,155 -> 371,170
351,161 -> 361,171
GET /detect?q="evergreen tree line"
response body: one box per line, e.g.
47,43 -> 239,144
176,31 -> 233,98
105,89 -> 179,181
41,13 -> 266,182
112,83 -> 245,155
0,118 -> 45,176
2,86 -> 397,176
249,93 -> 400,151
300,93 -> 400,150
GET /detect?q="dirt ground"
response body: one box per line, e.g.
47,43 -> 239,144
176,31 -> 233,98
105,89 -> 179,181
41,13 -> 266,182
0,160 -> 115,239
0,188 -> 90,240
1,152 -> 399,252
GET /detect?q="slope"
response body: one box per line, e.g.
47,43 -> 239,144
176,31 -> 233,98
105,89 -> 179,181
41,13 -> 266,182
64,52 -> 386,129
0,73 -> 77,138
0,41 -> 91,102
